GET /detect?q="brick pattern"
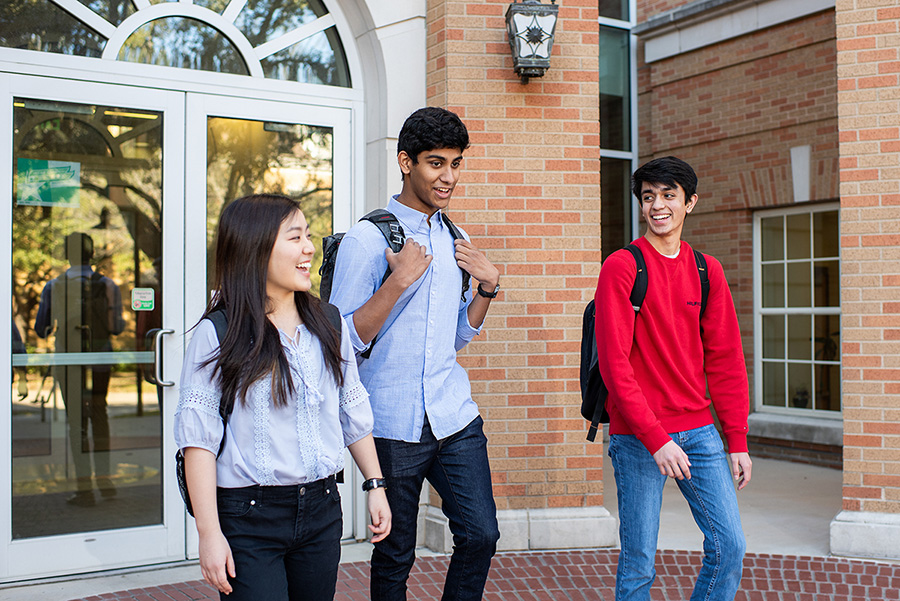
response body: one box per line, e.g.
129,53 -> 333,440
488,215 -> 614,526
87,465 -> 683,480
835,3 -> 900,514
638,0 -> 696,23
636,10 -> 840,445
425,1 -> 603,509
66,550 -> 900,601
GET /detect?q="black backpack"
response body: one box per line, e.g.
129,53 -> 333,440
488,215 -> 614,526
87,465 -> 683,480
175,303 -> 343,516
580,244 -> 710,442
318,208 -> 470,357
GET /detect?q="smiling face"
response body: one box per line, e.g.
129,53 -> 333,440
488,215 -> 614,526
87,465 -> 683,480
266,209 -> 315,301
640,181 -> 697,248
396,147 -> 463,216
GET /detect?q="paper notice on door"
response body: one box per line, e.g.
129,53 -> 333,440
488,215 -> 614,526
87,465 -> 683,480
15,158 -> 81,207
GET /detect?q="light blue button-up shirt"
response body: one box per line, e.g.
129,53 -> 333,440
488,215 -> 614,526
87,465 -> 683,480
329,197 -> 482,442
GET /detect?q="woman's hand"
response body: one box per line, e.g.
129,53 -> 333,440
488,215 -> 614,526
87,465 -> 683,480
367,487 -> 392,543
199,529 -> 236,594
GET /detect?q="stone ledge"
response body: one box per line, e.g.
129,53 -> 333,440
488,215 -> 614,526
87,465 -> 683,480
748,412 -> 842,447
830,510 -> 900,560
424,505 -> 618,553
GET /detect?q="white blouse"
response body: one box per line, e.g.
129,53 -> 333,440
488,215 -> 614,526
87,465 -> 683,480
174,315 -> 373,487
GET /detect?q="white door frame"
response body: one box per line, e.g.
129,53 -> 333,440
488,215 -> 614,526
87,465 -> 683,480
0,73 -> 186,581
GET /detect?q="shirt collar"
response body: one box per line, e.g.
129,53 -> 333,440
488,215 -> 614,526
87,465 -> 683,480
386,195 -> 445,235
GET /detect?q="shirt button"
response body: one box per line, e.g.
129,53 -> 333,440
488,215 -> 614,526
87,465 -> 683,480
250,500 -> 256,506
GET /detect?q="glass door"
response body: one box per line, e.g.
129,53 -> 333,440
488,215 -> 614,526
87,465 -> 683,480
183,93 -> 357,554
1,75 -> 186,580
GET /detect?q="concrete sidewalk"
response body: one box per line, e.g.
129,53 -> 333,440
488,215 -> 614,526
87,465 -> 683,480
1,456 -> 851,600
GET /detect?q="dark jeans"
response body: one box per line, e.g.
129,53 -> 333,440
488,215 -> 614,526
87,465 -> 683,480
371,415 -> 499,601
217,476 -> 342,601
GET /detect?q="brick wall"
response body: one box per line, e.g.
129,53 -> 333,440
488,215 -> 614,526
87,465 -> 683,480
834,1 -> 900,515
636,11 -> 839,408
426,0 -> 602,510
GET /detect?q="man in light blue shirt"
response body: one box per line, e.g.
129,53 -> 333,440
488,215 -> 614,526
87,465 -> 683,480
329,107 -> 501,601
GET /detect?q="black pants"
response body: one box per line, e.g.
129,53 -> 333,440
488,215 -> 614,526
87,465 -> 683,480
217,476 -> 342,601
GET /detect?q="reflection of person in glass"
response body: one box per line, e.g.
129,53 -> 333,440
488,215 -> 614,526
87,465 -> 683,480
34,232 -> 125,507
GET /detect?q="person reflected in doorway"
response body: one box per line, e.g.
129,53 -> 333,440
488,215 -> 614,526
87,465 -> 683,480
35,232 -> 125,507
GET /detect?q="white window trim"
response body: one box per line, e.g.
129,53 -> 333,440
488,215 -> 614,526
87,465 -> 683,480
752,201 -> 841,419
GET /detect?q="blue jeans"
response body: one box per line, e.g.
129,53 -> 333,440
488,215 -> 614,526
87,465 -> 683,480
608,424 -> 745,601
371,415 -> 500,601
216,476 -> 342,601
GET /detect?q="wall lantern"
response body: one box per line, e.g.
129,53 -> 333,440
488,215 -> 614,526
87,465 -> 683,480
505,0 -> 559,84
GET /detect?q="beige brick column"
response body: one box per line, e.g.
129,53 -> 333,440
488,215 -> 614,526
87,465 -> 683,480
830,0 -> 900,560
423,0 -> 615,551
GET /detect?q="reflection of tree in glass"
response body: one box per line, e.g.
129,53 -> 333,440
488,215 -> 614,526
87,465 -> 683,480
0,0 -> 108,57
119,17 -> 249,75
13,106 -> 163,354
206,119 -> 333,294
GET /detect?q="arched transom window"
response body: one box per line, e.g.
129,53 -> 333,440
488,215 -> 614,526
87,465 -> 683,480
0,0 -> 350,87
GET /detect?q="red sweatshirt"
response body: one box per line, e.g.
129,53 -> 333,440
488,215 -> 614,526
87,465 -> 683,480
594,237 -> 749,455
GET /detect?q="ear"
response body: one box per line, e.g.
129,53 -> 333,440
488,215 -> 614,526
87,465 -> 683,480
686,194 -> 698,213
397,151 -> 413,176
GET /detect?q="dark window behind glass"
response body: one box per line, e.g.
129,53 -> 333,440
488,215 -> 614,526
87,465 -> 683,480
599,0 -> 629,21
599,26 -> 631,151
601,157 -> 634,261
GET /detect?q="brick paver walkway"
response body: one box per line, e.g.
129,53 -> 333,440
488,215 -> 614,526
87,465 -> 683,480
69,549 -> 900,601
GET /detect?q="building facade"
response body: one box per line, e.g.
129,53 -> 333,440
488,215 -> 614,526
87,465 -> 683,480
1,0 -> 898,586
632,0 -> 900,560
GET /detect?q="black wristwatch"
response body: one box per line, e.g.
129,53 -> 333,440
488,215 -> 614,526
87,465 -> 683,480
477,282 -> 500,299
362,478 -> 387,492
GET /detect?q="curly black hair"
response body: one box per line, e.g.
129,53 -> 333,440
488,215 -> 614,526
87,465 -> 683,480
397,107 -> 470,163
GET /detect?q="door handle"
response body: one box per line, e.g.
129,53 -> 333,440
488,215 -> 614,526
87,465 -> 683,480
153,328 -> 176,387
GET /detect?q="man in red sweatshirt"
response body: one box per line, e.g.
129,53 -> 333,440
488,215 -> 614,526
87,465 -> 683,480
595,156 -> 752,601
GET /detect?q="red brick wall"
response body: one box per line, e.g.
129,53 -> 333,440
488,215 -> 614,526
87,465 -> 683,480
426,0 -> 602,510
638,0 -> 694,22
636,10 -> 839,401
835,2 -> 900,515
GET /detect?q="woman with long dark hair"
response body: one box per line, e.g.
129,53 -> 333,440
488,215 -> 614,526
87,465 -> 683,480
175,194 -> 390,600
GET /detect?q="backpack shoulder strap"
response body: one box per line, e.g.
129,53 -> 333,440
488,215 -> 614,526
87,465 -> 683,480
319,301 -> 343,336
204,309 -> 233,424
693,249 -> 710,321
440,213 -> 471,302
624,244 -> 648,312
361,209 -> 405,253
207,309 -> 228,346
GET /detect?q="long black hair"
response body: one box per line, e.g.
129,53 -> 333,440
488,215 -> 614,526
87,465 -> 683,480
200,194 -> 343,409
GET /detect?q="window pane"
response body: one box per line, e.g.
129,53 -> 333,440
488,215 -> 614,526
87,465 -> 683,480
231,0 -> 327,43
762,362 -> 785,408
260,28 -> 350,87
762,263 -> 784,307
788,363 -> 813,409
815,314 -> 840,362
0,0 -> 105,57
206,118 -> 333,296
601,157 -> 633,261
118,17 -> 249,75
814,260 -> 839,307
760,216 -> 783,261
786,213 -> 810,260
787,261 -> 811,307
599,26 -> 631,151
813,210 -> 839,258
12,98 -> 164,537
762,315 -> 785,359
815,364 -> 841,411
787,314 -> 812,360
75,0 -> 137,26
599,0 -> 629,21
